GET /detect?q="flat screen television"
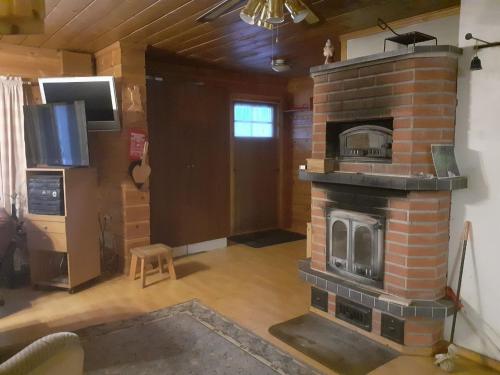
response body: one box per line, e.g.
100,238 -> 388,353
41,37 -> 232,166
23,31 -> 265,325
24,101 -> 90,167
39,76 -> 120,131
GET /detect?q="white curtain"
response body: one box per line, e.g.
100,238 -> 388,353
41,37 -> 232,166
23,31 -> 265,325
0,77 -> 26,216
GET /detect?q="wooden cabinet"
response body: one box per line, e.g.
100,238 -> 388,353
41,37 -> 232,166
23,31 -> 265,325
26,168 -> 100,292
148,81 -> 230,247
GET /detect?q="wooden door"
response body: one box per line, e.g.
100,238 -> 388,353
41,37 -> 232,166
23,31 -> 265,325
187,84 -> 230,244
232,102 -> 279,234
148,80 -> 230,247
149,80 -> 194,246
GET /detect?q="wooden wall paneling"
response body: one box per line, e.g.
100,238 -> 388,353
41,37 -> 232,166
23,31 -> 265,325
0,43 -> 61,78
60,50 -> 94,76
90,42 -> 148,273
121,182 -> 151,273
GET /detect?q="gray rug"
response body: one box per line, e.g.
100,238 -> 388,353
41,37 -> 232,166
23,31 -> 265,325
77,300 -> 320,375
269,313 -> 399,375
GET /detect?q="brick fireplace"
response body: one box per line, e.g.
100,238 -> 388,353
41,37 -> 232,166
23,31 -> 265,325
299,46 -> 467,352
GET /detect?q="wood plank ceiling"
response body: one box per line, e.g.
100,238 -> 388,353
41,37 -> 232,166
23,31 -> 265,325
0,0 -> 460,76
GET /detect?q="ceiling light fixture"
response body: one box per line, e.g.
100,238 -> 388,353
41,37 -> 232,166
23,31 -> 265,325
271,58 -> 291,72
240,0 -> 264,25
269,24 -> 290,72
266,0 -> 285,24
239,0 -> 313,29
255,2 -> 273,29
284,0 -> 308,23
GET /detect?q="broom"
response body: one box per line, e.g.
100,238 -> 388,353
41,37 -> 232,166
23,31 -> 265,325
434,221 -> 471,372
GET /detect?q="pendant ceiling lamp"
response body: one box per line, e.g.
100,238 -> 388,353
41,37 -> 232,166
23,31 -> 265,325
255,2 -> 273,29
266,0 -> 284,24
284,0 -> 309,23
240,0 -> 263,25
240,0 -> 312,28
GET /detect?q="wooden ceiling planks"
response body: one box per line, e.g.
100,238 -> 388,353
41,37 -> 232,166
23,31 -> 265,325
41,0 -> 126,49
0,0 -> 460,76
63,0 -> 159,49
86,0 -> 197,52
21,0 -> 96,47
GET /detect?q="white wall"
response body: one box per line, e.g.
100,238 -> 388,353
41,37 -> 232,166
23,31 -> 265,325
346,15 -> 459,59
447,0 -> 500,361
344,2 -> 500,361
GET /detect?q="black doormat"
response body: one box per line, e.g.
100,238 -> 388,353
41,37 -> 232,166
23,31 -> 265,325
228,229 -> 305,248
269,313 -> 399,375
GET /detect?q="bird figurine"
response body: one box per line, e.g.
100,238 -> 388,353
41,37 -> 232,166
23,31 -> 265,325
323,39 -> 334,64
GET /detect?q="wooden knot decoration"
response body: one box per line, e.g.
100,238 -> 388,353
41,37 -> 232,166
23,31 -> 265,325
323,39 -> 334,64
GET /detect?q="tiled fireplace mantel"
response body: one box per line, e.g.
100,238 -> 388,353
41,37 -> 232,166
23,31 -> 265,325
310,45 -> 462,76
299,170 -> 467,191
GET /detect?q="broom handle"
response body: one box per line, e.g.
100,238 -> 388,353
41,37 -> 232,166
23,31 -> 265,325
450,221 -> 471,343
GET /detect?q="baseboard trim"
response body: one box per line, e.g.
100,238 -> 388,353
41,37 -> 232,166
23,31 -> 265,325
455,345 -> 500,372
172,238 -> 228,258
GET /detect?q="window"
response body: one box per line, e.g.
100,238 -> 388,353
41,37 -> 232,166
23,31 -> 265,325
234,102 -> 274,138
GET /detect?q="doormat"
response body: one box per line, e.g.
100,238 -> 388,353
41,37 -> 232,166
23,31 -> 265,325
228,229 -> 305,248
269,313 -> 399,375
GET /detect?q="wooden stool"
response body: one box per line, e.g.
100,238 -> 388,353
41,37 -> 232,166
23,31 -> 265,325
129,244 -> 177,288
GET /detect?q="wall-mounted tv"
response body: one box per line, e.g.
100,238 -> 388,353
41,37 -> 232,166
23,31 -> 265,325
24,101 -> 89,167
39,76 -> 120,131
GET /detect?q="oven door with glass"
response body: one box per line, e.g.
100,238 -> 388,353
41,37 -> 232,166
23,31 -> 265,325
327,209 -> 385,288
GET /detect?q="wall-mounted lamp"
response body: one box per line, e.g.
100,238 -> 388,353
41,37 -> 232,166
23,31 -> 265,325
465,33 -> 500,71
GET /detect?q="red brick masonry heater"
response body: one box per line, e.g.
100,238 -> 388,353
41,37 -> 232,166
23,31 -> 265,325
299,46 -> 467,351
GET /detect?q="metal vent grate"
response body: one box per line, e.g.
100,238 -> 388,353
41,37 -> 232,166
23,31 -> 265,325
335,296 -> 372,331
381,313 -> 405,344
311,287 -> 328,312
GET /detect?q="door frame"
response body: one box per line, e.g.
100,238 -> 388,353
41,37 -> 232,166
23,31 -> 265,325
229,93 -> 286,235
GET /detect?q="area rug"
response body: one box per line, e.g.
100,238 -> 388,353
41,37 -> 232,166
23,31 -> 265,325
228,229 -> 306,248
269,313 -> 399,375
77,300 -> 320,375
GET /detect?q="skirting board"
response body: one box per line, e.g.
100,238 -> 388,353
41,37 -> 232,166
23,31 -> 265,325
172,238 -> 227,258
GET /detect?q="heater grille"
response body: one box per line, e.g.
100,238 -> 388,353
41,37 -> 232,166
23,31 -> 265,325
311,287 -> 328,312
381,313 -> 405,344
335,296 -> 372,331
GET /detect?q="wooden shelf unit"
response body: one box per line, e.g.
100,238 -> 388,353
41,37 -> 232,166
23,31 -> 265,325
26,167 -> 101,292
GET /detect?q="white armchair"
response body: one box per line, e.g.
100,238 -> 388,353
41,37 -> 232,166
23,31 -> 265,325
0,332 -> 84,375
